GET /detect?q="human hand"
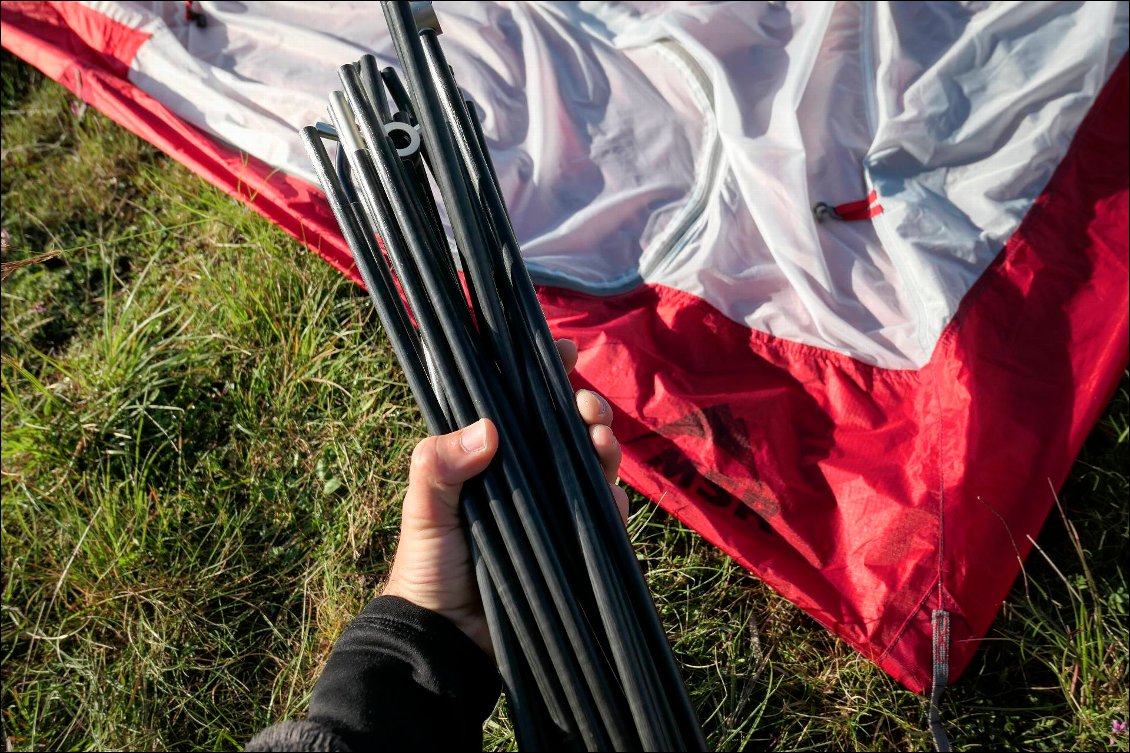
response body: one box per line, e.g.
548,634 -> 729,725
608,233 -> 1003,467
381,338 -> 629,657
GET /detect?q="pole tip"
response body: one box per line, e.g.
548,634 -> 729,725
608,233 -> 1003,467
328,91 -> 366,154
410,1 -> 442,34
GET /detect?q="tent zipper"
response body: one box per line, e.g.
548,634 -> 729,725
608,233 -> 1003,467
635,38 -> 724,283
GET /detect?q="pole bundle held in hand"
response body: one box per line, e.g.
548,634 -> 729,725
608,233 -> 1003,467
301,3 -> 706,750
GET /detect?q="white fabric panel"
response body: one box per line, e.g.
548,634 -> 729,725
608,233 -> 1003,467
91,1 -> 1128,368
866,1 -> 1128,359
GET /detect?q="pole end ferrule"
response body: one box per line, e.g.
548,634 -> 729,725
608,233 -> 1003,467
411,1 -> 442,34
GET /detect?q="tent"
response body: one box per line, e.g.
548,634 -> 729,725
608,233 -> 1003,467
2,0 -> 1126,697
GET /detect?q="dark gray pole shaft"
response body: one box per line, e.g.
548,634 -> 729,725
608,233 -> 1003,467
473,535 -> 570,752
376,7 -> 529,464
304,125 -> 574,747
414,25 -> 706,752
370,12 -> 643,746
300,127 -> 436,428
380,65 -> 417,124
416,29 -> 691,751
337,70 -> 620,746
342,130 -> 614,750
360,54 -> 393,123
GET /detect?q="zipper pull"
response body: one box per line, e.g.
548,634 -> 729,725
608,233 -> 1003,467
184,1 -> 207,28
814,189 -> 883,222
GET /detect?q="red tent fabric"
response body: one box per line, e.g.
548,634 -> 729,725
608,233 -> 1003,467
3,1 -> 1126,694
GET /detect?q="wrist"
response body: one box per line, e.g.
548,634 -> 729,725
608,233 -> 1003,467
381,579 -> 492,659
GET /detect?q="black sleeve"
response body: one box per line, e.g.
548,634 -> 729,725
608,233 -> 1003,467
246,595 -> 502,752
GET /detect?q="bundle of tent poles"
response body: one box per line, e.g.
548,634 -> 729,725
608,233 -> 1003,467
300,2 -> 707,750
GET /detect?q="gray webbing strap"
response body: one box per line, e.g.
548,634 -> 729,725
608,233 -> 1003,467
929,610 -> 953,752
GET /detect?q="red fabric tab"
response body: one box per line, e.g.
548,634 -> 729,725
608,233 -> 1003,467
833,189 -> 883,221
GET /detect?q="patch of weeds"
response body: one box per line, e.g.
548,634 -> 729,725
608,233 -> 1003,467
1,48 -> 41,111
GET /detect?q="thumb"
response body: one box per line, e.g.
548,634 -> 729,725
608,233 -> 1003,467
401,418 -> 499,530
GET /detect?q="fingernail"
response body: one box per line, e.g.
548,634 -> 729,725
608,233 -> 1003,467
460,419 -> 488,453
580,389 -> 608,416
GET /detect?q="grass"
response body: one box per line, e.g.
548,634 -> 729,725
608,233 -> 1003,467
2,51 -> 1127,751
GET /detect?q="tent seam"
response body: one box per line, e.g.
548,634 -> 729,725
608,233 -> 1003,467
876,573 -> 938,665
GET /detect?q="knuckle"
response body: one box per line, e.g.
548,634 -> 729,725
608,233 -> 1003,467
409,437 -> 438,476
